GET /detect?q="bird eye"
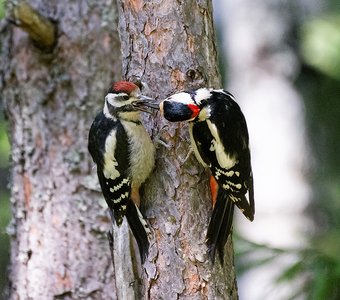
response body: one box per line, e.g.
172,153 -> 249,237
123,95 -> 130,100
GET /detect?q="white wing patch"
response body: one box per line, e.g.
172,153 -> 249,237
194,88 -> 213,104
103,129 -> 121,180
206,120 -> 236,169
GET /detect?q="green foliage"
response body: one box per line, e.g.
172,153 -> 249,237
0,0 -> 4,20
301,14 -> 340,80
235,234 -> 340,300
0,121 -> 9,168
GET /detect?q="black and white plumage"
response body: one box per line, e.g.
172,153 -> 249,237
88,81 -> 155,262
159,88 -> 255,263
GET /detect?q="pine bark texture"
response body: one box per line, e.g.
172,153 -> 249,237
1,0 -> 239,299
1,1 -> 121,299
117,0 -> 238,299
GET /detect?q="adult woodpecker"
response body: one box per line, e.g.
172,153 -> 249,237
140,88 -> 254,263
88,81 -> 155,263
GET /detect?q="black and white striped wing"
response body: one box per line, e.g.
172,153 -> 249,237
89,113 -> 131,225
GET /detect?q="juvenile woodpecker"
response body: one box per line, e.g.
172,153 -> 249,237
141,88 -> 254,263
88,81 -> 155,262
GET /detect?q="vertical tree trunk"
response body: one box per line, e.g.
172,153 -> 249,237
116,1 -> 238,299
1,1 -> 121,299
1,0 -> 239,299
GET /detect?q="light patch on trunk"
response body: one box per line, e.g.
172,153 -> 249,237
206,120 -> 236,169
103,129 -> 120,180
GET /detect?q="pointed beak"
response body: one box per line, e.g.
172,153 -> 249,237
132,95 -> 160,113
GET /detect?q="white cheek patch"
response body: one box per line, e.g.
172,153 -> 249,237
106,93 -> 135,108
166,92 -> 194,105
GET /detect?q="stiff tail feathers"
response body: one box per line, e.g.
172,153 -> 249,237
206,187 -> 235,264
231,193 -> 254,222
125,201 -> 150,263
110,201 -> 150,263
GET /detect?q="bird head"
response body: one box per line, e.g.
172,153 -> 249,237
103,81 -> 154,120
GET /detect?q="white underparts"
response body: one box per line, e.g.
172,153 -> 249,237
121,120 -> 155,186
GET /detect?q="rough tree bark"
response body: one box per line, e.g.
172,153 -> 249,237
116,0 -> 238,299
1,0 -> 239,299
1,1 -> 121,299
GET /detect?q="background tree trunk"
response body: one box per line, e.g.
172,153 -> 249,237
116,0 -> 238,299
1,1 -> 121,299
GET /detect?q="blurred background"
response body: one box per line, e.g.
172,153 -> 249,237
0,2 -> 10,298
1,0 -> 340,299
213,0 -> 340,299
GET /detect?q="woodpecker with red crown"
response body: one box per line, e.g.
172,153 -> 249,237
88,81 -> 155,262
140,88 -> 255,263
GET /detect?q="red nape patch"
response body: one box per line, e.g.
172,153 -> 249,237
188,103 -> 200,118
210,175 -> 219,209
112,81 -> 138,94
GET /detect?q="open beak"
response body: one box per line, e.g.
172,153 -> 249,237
132,95 -> 160,114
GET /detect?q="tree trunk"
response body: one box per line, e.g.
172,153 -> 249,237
1,1 -> 121,299
116,0 -> 238,299
1,0 -> 238,299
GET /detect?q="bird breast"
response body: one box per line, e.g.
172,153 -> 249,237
121,120 -> 155,186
